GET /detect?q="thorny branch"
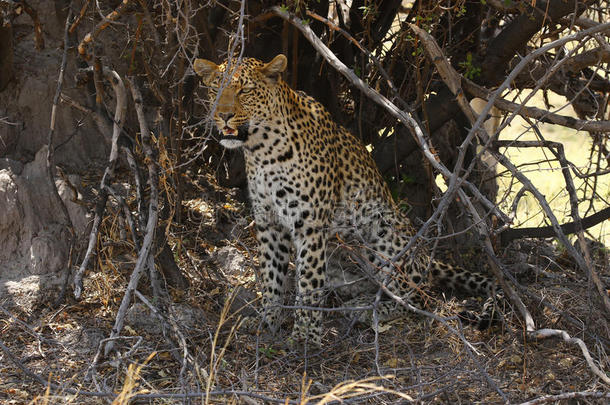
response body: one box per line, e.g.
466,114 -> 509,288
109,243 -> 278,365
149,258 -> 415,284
275,5 -> 609,385
411,20 -> 610,315
462,79 -> 610,133
413,20 -> 610,384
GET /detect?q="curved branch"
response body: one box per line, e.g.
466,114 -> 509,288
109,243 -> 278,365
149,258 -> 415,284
73,67 -> 127,300
564,47 -> 610,72
529,328 -> 610,385
500,206 -> 610,244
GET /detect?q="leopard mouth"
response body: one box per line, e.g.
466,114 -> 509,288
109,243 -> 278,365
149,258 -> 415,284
221,126 -> 237,136
218,124 -> 248,148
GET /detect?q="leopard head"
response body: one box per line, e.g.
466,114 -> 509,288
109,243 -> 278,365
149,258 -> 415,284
194,54 -> 288,149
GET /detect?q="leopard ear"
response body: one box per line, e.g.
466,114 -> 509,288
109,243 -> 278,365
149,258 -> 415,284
261,54 -> 287,83
193,58 -> 219,85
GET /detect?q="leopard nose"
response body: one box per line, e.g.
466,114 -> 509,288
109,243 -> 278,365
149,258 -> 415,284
218,112 -> 234,122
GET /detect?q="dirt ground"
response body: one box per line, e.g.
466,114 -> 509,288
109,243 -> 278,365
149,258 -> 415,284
0,168 -> 608,405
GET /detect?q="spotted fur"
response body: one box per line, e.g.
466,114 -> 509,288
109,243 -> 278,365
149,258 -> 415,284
195,55 -> 499,346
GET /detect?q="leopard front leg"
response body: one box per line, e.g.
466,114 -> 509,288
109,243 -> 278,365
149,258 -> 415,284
255,222 -> 292,334
292,226 -> 327,346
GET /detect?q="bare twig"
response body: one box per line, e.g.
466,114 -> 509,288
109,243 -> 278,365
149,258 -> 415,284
73,67 -> 127,299
272,6 -> 510,231
369,277 -> 509,402
414,20 -> 610,383
104,77 -> 159,355
412,21 -> 610,316
19,1 -> 44,49
69,0 -> 92,33
462,79 -> 610,133
304,10 -> 407,108
528,329 -> 610,384
77,0 -> 131,60
517,391 -> 610,405
499,206 -> 610,243
134,290 -> 197,379
48,8 -> 75,305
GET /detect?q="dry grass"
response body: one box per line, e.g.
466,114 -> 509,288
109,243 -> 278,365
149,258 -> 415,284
1,163 -> 608,404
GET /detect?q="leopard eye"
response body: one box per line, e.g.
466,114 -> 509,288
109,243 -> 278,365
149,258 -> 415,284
239,87 -> 254,95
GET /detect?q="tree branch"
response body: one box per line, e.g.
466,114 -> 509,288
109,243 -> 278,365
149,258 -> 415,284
481,0 -> 593,85
73,67 -> 128,299
499,206 -> 610,244
462,79 -> 610,133
104,77 -> 159,356
517,391 -> 610,405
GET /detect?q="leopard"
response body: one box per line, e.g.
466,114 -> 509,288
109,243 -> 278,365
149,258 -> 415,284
194,54 -> 499,346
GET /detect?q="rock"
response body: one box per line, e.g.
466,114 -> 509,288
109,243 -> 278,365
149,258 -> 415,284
0,147 -> 88,311
214,245 -> 248,276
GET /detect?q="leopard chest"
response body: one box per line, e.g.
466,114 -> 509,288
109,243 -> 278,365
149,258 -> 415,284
243,130 -> 336,230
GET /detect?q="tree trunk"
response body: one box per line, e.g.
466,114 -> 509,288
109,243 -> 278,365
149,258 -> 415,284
0,24 -> 13,91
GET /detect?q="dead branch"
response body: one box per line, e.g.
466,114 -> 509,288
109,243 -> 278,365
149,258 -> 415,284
19,1 -> 43,49
104,77 -> 159,356
415,20 -> 610,316
73,66 -> 127,300
517,391 -> 610,405
413,19 -> 610,383
48,8 -> 75,305
404,25 -> 537,328
369,275 -> 509,401
272,6 -> 509,226
564,46 -> 610,72
304,10 -> 405,107
462,79 -> 610,133
528,328 -> 610,384
104,184 -> 139,249
499,206 -> 610,243
528,128 -> 595,279
69,0 -> 92,34
133,290 -> 197,379
77,0 -> 131,60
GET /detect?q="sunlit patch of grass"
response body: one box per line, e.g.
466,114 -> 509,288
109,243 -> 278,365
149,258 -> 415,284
496,91 -> 609,245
